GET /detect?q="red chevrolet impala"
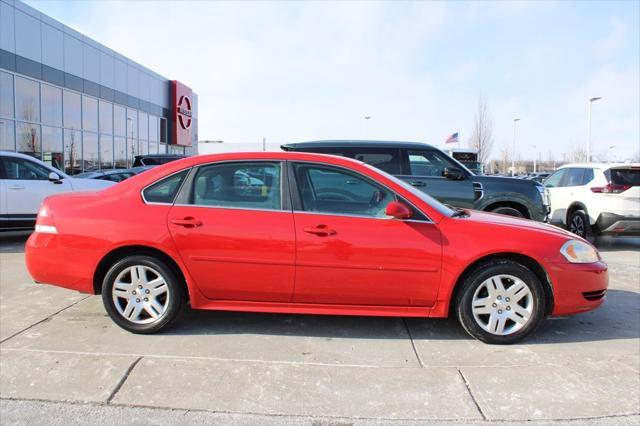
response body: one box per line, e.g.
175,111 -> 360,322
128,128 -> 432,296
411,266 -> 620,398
25,152 -> 608,343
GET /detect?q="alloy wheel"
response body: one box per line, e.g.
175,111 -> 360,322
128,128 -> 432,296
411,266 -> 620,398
111,265 -> 170,324
570,215 -> 585,237
471,274 -> 534,336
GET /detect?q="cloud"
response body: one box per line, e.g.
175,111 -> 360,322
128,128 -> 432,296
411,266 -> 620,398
593,18 -> 628,58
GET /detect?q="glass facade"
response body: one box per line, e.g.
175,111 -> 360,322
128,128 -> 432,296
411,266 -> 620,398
0,70 -> 169,175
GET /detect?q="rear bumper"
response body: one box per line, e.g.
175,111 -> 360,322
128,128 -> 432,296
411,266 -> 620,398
25,232 -> 96,294
596,213 -> 640,236
548,260 -> 608,316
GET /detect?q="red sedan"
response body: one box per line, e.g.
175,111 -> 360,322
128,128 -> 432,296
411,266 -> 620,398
25,152 -> 608,343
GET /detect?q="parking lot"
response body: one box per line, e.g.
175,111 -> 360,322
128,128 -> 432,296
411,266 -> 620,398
0,231 -> 638,425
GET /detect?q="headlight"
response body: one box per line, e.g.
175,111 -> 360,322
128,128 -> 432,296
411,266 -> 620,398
560,240 -> 599,263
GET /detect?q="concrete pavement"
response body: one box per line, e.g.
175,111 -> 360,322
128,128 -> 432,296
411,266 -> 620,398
1,231 -> 639,424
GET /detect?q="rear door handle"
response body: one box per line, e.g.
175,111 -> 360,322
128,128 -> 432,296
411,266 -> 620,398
170,217 -> 203,228
410,181 -> 426,187
303,225 -> 336,236
8,185 -> 25,190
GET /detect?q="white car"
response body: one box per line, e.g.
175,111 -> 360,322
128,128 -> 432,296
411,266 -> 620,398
0,151 -> 115,231
545,163 -> 640,238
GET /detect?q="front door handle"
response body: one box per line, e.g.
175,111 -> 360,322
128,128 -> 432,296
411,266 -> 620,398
170,216 -> 203,228
8,185 -> 25,190
410,181 -> 426,187
303,224 -> 336,237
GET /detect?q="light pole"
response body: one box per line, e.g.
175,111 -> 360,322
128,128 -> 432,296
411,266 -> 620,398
530,144 -> 537,173
511,118 -> 520,176
587,97 -> 602,163
364,116 -> 371,139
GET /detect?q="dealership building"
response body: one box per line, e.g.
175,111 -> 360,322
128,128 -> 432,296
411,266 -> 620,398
0,0 -> 198,174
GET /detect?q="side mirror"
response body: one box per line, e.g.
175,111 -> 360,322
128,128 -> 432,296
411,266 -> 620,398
48,172 -> 62,184
443,167 -> 464,180
385,201 -> 413,220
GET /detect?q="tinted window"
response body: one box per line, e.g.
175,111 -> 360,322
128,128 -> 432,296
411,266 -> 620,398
544,169 -> 566,188
143,170 -> 189,203
1,156 -> 50,180
562,168 -> 584,187
408,150 -> 459,177
294,163 -> 393,217
63,91 -> 81,130
348,149 -> 401,174
606,168 -> 640,186
191,162 -> 281,210
582,168 -> 594,185
41,84 -> 62,126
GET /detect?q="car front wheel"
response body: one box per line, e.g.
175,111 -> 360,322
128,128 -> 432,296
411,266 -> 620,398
455,259 -> 546,344
102,255 -> 184,334
568,209 -> 591,239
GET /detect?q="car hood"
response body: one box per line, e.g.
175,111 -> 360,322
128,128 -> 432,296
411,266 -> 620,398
69,178 -> 116,191
460,209 -> 576,239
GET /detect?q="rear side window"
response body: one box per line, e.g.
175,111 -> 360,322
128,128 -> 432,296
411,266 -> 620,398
582,168 -> 594,185
605,168 -> 640,186
143,170 -> 188,203
191,162 -> 281,210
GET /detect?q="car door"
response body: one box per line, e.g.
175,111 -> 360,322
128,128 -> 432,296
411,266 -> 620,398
0,155 -> 72,219
167,161 -> 296,302
399,149 -> 475,208
290,162 -> 442,306
545,168 -> 580,225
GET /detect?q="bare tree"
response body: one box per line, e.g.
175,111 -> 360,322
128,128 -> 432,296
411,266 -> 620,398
500,145 -> 511,175
565,144 -> 587,163
468,96 -> 495,166
20,102 -> 39,154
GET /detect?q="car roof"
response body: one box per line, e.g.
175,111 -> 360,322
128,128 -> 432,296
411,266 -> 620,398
281,140 -> 437,150
559,162 -> 640,170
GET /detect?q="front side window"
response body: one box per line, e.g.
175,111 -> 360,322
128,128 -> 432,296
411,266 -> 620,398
561,168 -> 585,187
544,169 -> 566,188
1,156 -> 50,180
348,148 -> 401,174
143,170 -> 189,204
408,150 -> 459,177
191,162 -> 281,210
294,163 -> 393,217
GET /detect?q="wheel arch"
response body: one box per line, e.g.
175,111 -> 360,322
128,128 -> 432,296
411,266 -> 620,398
566,202 -> 589,224
93,245 -> 190,302
449,252 -> 554,317
483,201 -> 531,219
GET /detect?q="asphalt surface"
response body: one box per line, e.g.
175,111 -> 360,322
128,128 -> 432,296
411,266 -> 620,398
1,231 -> 638,425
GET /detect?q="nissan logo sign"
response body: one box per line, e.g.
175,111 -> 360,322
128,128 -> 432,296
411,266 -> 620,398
177,95 -> 192,129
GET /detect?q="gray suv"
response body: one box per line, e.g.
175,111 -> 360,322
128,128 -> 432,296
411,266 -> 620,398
281,140 -> 550,222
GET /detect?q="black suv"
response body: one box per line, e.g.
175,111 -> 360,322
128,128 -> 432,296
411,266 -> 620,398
282,140 -> 550,222
132,154 -> 186,167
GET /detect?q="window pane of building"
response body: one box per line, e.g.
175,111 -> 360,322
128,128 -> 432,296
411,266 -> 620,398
138,139 -> 148,156
169,145 -> 184,155
16,122 -> 41,157
148,141 -> 158,155
138,111 -> 148,141
0,119 -> 15,150
83,132 -> 99,171
42,126 -> 63,171
63,90 -> 81,130
0,72 -> 14,118
64,128 -> 82,175
126,109 -> 137,139
99,101 -> 113,135
41,84 -> 62,126
159,142 -> 166,154
114,104 -> 126,136
82,96 -> 98,132
100,134 -> 113,169
114,136 -> 126,169
160,118 -> 167,143
149,115 -> 158,142
15,76 -> 40,123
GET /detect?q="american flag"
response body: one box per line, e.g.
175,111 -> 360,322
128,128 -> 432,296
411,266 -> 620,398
445,132 -> 459,144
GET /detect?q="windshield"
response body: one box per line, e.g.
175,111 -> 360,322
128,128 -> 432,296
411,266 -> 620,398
362,163 -> 455,217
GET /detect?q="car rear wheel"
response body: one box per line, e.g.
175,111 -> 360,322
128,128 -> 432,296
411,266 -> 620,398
455,259 -> 546,344
489,206 -> 525,218
102,255 -> 184,334
568,209 -> 592,239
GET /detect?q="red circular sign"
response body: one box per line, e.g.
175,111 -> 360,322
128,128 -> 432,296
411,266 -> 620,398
176,95 -> 192,130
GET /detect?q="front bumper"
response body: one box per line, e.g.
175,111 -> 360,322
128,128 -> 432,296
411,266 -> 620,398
548,260 -> 608,316
596,213 -> 640,236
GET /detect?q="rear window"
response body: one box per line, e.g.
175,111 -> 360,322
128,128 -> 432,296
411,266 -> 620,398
605,168 -> 640,186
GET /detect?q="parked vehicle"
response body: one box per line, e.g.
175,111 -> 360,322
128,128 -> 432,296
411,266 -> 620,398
282,141 -> 550,221
545,163 -> 640,238
0,151 -> 115,231
132,154 -> 186,167
26,152 -> 607,344
524,172 -> 550,183
443,147 -> 483,174
75,166 -> 154,183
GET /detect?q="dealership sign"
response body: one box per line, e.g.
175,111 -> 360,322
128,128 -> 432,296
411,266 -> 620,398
171,81 -> 193,146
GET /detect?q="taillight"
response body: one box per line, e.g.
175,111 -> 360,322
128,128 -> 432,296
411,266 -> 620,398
590,184 -> 631,194
35,202 -> 57,234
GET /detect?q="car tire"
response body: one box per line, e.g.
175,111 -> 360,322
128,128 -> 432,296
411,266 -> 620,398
455,259 -> 546,344
489,206 -> 525,218
568,209 -> 592,240
102,255 -> 185,334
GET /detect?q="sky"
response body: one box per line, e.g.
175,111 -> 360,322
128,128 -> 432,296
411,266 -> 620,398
27,0 -> 640,161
